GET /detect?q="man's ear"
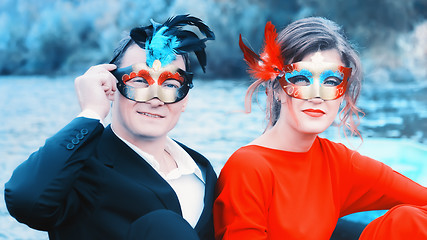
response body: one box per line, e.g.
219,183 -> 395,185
181,96 -> 189,112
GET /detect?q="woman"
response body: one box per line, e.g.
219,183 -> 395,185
213,17 -> 427,240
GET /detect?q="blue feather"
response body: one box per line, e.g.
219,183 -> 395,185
129,15 -> 215,72
146,26 -> 180,67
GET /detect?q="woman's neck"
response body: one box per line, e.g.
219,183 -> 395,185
250,120 -> 317,152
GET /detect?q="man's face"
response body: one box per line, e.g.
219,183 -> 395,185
111,44 -> 188,141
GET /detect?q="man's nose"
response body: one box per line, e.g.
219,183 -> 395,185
146,97 -> 165,107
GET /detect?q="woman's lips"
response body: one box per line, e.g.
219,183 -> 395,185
302,109 -> 325,117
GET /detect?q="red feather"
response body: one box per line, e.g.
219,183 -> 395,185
239,21 -> 284,81
239,35 -> 261,72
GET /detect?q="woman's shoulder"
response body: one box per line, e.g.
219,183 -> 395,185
230,144 -> 275,160
218,145 -> 276,188
222,145 -> 274,172
316,137 -> 354,155
316,137 -> 384,169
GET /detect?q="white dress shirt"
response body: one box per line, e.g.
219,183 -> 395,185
114,133 -> 206,228
77,110 -> 206,227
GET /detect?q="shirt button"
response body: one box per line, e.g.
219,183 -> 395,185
66,143 -> 75,150
71,138 -> 80,145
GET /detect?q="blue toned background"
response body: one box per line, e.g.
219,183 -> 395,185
0,0 -> 426,239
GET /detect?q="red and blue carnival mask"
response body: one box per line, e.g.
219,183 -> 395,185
278,52 -> 351,100
110,14 -> 214,103
112,60 -> 193,103
239,22 -> 351,101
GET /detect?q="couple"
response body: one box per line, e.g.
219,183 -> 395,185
5,15 -> 427,240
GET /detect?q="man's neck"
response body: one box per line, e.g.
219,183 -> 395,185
111,124 -> 167,156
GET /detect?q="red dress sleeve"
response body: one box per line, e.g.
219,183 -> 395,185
360,204 -> 427,239
339,148 -> 427,216
338,148 -> 427,239
213,148 -> 273,240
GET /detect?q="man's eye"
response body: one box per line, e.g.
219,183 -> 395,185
162,79 -> 182,89
288,76 -> 310,86
127,77 -> 149,88
323,77 -> 342,87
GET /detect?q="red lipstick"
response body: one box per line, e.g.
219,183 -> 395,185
302,109 -> 325,117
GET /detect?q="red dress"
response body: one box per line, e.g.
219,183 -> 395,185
214,137 -> 427,239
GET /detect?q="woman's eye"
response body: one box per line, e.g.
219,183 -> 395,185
289,76 -> 310,86
162,79 -> 182,89
323,77 -> 342,87
127,77 -> 149,88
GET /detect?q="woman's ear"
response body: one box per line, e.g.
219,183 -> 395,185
275,93 -> 281,102
277,90 -> 288,104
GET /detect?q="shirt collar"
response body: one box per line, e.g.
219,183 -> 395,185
112,131 -> 205,183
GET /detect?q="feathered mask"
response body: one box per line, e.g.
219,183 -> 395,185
129,14 -> 215,72
239,21 -> 284,81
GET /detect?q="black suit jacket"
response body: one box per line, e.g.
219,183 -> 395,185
5,117 -> 217,239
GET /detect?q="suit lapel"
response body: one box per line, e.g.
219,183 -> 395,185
95,125 -> 182,215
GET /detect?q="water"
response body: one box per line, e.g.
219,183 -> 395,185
0,76 -> 426,239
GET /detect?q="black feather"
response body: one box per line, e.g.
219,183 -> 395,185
176,41 -> 207,52
130,26 -> 153,49
163,15 -> 215,72
194,50 -> 207,72
129,14 -> 215,72
175,31 -> 207,52
163,14 -> 215,40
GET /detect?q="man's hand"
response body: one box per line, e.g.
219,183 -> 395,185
75,64 -> 117,120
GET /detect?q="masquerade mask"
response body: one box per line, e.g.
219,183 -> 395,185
239,22 -> 352,101
112,61 -> 193,103
278,52 -> 351,100
110,15 -> 214,103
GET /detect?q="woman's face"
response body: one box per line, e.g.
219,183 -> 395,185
277,49 -> 344,135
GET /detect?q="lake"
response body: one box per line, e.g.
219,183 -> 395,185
0,76 -> 426,239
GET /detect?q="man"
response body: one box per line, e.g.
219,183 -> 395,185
5,15 -> 216,240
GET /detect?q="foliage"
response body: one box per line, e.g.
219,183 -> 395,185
0,0 -> 425,81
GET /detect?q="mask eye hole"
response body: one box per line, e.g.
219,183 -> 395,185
288,75 -> 311,86
126,77 -> 149,88
320,70 -> 344,87
322,77 -> 342,87
162,79 -> 182,89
